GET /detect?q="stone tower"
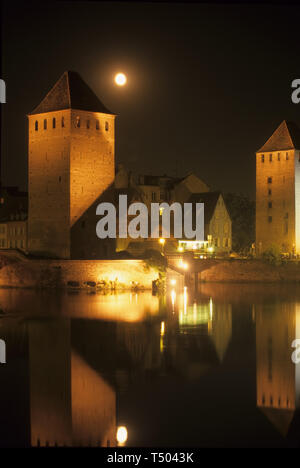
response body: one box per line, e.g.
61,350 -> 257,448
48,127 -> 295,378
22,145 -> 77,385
256,120 -> 300,255
28,71 -> 115,258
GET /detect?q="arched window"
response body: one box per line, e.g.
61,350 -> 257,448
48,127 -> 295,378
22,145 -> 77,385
35,121 -> 38,131
53,117 -> 56,129
105,121 -> 109,131
61,116 -> 65,128
44,119 -> 47,130
96,120 -> 100,130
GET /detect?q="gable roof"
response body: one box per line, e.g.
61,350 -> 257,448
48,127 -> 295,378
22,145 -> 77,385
188,191 -> 221,224
29,71 -> 114,115
257,120 -> 300,153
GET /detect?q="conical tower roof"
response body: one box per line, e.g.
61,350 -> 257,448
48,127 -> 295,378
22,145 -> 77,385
29,71 -> 114,115
257,120 -> 300,152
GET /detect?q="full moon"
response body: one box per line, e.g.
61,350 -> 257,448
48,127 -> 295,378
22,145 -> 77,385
114,72 -> 127,86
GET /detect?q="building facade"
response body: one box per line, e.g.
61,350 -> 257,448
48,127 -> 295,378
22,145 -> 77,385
256,120 -> 300,255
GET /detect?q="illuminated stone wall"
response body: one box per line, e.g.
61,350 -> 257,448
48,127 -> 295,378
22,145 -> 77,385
28,110 -> 71,258
28,109 -> 115,259
256,149 -> 296,254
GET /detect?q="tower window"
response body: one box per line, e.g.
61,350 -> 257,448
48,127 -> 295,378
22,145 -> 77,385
261,154 -> 264,162
44,119 -> 47,130
105,121 -> 109,131
87,120 -> 90,129
267,177 -> 272,184
61,116 -> 65,128
76,116 -> 80,128
53,117 -> 56,129
268,216 -> 272,223
269,153 -> 272,162
277,152 -> 280,161
96,120 -> 100,130
35,121 -> 38,131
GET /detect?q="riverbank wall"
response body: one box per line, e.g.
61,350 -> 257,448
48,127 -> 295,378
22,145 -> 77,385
197,259 -> 300,282
0,251 -> 159,289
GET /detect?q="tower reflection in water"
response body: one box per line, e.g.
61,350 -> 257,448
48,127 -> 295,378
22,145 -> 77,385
255,301 -> 300,436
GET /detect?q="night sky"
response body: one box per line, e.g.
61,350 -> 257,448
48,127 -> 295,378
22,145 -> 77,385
1,1 -> 300,198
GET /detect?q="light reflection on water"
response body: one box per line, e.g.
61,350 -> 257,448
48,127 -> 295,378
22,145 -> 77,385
0,284 -> 300,447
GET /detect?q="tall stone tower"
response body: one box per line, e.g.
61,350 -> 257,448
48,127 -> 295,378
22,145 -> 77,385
28,71 -> 115,258
256,120 -> 300,255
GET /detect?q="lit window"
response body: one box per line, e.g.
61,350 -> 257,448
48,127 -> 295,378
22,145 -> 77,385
35,121 -> 38,131
44,119 -> 47,130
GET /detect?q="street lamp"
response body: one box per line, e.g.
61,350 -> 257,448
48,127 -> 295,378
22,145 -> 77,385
159,237 -> 165,255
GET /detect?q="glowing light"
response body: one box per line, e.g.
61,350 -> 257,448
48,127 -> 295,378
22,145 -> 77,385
178,246 -> 184,252
160,321 -> 165,336
178,259 -> 188,270
159,238 -> 165,245
170,279 -> 176,286
171,289 -> 176,310
115,73 -> 127,86
117,426 -> 128,445
209,297 -> 213,320
208,247 -> 214,253
183,287 -> 188,315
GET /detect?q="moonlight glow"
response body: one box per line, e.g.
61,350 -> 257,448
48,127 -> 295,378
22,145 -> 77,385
115,73 -> 127,86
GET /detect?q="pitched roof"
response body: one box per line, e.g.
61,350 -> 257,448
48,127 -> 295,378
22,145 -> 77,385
257,120 -> 300,152
29,71 -> 114,115
188,191 -> 221,224
259,407 -> 294,437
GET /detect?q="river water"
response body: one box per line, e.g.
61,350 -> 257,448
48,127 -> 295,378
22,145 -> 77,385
0,283 -> 300,447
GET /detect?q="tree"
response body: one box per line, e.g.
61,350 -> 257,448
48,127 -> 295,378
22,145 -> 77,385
224,193 -> 255,254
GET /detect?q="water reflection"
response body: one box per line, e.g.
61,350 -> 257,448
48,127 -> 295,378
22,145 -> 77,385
0,284 -> 300,447
255,301 -> 300,436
